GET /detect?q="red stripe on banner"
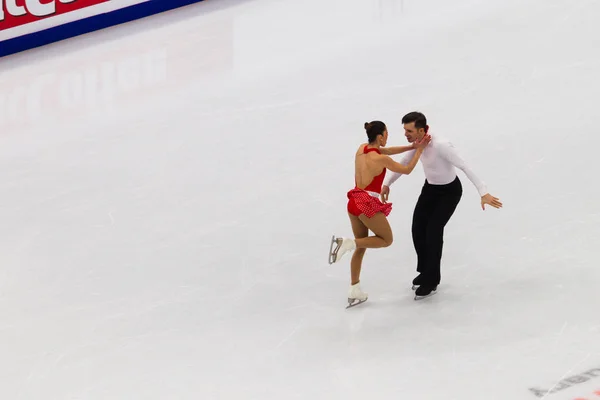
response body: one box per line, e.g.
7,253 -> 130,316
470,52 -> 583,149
1,0 -> 110,31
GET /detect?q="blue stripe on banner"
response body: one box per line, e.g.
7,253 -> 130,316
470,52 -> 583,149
0,0 -> 205,58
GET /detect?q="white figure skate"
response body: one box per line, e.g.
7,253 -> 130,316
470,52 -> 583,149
328,236 -> 356,264
346,282 -> 368,308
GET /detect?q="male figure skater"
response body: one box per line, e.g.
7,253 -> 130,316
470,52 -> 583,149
380,112 -> 502,299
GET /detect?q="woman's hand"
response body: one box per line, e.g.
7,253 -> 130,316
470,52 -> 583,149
414,134 -> 431,149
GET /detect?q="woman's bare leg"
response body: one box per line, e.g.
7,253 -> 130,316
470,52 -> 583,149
330,213 -> 394,265
354,212 -> 394,249
348,213 -> 369,285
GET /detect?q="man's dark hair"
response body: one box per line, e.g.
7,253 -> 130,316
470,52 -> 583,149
402,111 -> 428,132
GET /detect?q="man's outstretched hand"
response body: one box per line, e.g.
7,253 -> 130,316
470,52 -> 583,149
481,193 -> 502,210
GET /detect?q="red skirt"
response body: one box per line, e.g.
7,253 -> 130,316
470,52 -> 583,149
347,188 -> 392,218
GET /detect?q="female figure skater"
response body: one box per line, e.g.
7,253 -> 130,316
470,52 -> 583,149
328,120 -> 431,307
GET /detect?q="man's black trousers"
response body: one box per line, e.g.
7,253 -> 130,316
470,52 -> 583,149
411,176 -> 462,287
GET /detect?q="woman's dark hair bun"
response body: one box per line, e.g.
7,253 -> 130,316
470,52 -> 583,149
364,120 -> 387,143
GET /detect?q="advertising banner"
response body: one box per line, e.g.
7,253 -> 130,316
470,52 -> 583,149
0,0 -> 204,57
1,0 -> 148,39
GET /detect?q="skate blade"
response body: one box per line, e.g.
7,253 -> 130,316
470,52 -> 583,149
328,235 -> 342,264
346,298 -> 367,309
414,291 -> 437,301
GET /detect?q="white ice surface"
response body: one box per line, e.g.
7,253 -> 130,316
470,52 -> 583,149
1,0 -> 600,399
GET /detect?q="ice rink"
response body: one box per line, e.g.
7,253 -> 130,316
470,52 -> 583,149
1,0 -> 599,398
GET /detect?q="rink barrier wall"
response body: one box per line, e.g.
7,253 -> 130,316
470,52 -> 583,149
0,0 -> 205,58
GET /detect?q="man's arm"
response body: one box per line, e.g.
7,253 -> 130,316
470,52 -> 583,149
380,145 -> 415,156
383,150 -> 416,187
437,141 -> 488,196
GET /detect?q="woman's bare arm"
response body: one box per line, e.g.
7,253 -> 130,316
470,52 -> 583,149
381,148 -> 424,175
379,145 -> 415,156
